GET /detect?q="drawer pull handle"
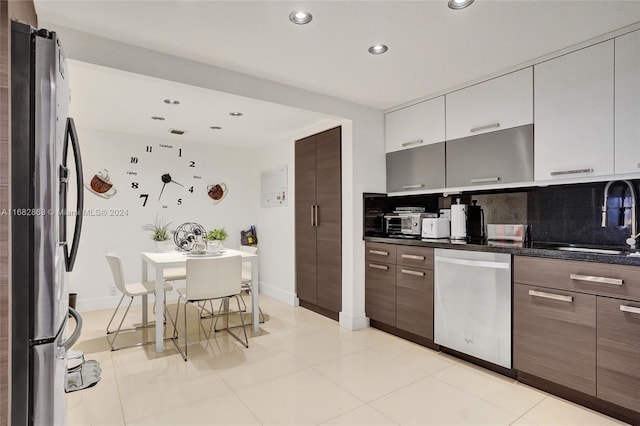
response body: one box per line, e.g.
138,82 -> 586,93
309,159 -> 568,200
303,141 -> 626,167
401,139 -> 424,148
569,274 -> 623,286
402,184 -> 424,190
620,305 -> 640,314
529,290 -> 573,302
401,269 -> 425,277
470,123 -> 500,133
401,254 -> 425,260
369,250 -> 389,256
470,177 -> 501,184
368,263 -> 389,271
550,168 -> 594,176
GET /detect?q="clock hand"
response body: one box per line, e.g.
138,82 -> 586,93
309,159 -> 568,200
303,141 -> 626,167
170,180 -> 184,187
158,182 -> 166,201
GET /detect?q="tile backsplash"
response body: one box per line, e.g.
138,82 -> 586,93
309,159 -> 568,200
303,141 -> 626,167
365,179 -> 640,246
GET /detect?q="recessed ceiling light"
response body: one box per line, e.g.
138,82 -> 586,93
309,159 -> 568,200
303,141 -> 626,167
229,112 -> 243,117
151,116 -> 165,121
210,126 -> 222,130
163,99 -> 180,105
448,0 -> 474,10
368,44 -> 389,55
289,10 -> 312,25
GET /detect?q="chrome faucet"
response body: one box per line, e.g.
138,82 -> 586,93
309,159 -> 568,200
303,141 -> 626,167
602,180 -> 639,249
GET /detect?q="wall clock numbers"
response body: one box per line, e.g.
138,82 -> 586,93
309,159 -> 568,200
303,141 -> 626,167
126,143 -> 199,208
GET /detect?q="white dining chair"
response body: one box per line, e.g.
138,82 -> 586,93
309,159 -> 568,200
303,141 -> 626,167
172,255 -> 247,361
237,245 -> 265,323
105,252 -> 175,351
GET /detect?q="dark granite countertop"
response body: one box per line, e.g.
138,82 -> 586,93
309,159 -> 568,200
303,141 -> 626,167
364,235 -> 640,266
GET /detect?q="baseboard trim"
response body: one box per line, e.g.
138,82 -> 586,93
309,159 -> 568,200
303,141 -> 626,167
339,312 -> 369,330
258,282 -> 298,306
518,372 -> 639,425
299,300 -> 339,321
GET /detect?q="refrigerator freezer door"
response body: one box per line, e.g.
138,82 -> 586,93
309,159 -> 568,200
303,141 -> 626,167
32,33 -> 69,341
32,326 -> 68,426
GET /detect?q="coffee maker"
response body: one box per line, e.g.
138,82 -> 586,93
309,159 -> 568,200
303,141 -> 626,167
467,200 -> 485,240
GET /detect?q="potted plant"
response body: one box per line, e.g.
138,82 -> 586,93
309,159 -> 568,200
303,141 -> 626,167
142,218 -> 172,251
206,227 -> 228,252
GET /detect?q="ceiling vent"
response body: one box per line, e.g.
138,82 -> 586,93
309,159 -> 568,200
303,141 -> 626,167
168,128 -> 187,135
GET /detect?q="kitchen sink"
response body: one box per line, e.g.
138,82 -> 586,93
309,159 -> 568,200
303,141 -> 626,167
532,242 -> 635,256
555,246 -> 625,255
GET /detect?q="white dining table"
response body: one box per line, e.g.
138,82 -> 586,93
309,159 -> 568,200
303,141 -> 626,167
140,248 -> 260,352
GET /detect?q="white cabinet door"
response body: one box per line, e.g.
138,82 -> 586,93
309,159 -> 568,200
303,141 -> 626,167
615,30 -> 640,175
445,68 -> 533,141
534,41 -> 614,181
385,96 -> 445,153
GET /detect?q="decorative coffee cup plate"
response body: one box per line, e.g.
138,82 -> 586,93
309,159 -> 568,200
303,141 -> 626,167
84,183 -> 117,199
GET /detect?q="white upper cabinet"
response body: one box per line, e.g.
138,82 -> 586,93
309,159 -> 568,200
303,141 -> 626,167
445,68 -> 533,141
615,30 -> 640,175
534,41 -> 614,181
385,96 -> 445,153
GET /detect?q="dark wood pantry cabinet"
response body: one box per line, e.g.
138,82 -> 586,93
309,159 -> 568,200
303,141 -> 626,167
295,127 -> 342,319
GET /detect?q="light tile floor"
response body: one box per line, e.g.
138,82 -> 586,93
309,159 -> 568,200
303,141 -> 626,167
67,296 -> 629,426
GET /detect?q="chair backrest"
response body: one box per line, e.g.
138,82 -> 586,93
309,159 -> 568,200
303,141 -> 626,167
105,252 -> 130,296
238,245 -> 258,278
185,255 -> 242,301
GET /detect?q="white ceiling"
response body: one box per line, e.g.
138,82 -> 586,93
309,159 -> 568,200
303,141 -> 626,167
37,1 -> 640,109
67,60 -> 335,147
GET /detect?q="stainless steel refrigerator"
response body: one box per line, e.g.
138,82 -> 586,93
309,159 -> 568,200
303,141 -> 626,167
11,22 -> 84,426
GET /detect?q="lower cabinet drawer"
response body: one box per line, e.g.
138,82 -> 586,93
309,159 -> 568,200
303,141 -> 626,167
597,296 -> 640,412
365,262 -> 396,326
514,283 -> 596,396
396,267 -> 433,339
365,242 -> 397,265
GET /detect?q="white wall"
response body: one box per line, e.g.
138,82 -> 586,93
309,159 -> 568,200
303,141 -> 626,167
49,24 -> 387,329
70,127 -> 259,310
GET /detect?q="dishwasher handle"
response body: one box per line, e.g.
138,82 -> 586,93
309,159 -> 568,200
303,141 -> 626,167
434,255 -> 510,270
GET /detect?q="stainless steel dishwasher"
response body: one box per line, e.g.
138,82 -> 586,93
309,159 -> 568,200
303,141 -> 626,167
434,249 -> 512,368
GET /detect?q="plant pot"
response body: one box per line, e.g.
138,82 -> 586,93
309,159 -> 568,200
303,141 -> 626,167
155,240 -> 171,252
208,240 -> 223,253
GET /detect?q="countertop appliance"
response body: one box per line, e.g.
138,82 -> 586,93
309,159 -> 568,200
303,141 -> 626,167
450,199 -> 467,240
384,207 -> 437,236
467,200 -> 485,239
434,249 -> 512,368
11,22 -> 85,426
421,217 -> 450,239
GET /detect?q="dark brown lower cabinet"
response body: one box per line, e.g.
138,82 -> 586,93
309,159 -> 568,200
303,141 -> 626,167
365,261 -> 396,326
295,127 -> 342,319
365,242 -> 434,341
513,283 -> 596,396
396,267 -> 433,339
597,296 -> 640,412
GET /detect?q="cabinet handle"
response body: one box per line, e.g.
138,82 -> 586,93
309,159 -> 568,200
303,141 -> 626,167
401,139 -> 424,148
368,263 -> 389,270
569,273 -> 623,286
401,269 -> 425,277
401,254 -> 425,260
369,250 -> 389,256
528,289 -> 573,302
310,205 -> 315,227
470,123 -> 500,133
402,184 -> 424,190
314,205 -> 319,227
550,168 -> 593,176
620,305 -> 640,314
469,177 -> 501,184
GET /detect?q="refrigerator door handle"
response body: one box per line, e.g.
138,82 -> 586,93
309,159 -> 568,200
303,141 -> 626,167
61,307 -> 82,351
61,117 -> 84,272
